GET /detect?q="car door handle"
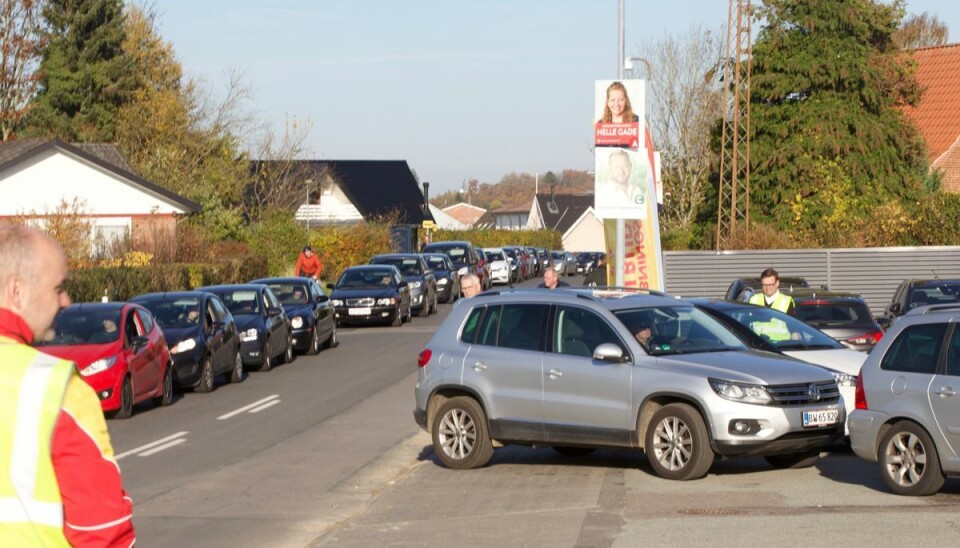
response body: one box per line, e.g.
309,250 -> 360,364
936,386 -> 956,397
472,362 -> 487,371
548,368 -> 562,379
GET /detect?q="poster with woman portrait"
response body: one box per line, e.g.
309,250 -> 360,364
594,79 -> 644,148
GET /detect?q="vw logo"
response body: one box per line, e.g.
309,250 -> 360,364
808,384 -> 822,401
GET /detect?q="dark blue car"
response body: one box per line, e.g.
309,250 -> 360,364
249,277 -> 337,355
422,253 -> 460,303
130,291 -> 243,392
328,265 -> 412,327
369,253 -> 438,316
197,284 -> 293,371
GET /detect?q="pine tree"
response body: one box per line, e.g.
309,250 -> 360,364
25,0 -> 133,141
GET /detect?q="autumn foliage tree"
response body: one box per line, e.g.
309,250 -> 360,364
894,11 -> 949,49
0,0 -> 46,141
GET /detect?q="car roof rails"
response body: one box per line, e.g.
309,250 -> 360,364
920,304 -> 960,315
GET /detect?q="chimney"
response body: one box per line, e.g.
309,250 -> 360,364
422,181 -> 430,214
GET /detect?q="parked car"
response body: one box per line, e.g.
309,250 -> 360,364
370,253 -> 438,316
849,303 -> 960,496
788,290 -> 884,351
328,265 -> 412,327
878,278 -> 960,329
131,291 -> 243,392
197,284 -> 294,371
482,247 -> 511,285
691,298 -> 866,433
501,246 -> 526,282
422,253 -> 461,303
474,247 -> 493,290
422,240 -> 484,288
415,288 -> 844,479
575,252 -> 596,274
550,250 -> 575,276
39,302 -> 173,418
250,277 -> 337,354
724,276 -> 811,302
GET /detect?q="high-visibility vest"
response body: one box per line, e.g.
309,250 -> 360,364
0,343 -> 75,547
748,293 -> 794,341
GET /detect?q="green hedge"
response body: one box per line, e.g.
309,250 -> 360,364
66,257 -> 268,302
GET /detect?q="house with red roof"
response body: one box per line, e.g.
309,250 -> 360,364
904,43 -> 960,193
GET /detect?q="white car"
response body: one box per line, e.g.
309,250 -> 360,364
482,247 -> 511,285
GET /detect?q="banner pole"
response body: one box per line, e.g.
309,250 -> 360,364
615,0 -> 626,287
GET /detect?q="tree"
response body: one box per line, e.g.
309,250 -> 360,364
746,0 -> 928,230
0,0 -> 46,141
24,0 -> 133,141
247,115 -> 316,219
634,24 -> 725,243
894,12 -> 949,49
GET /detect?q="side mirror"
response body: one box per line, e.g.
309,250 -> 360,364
267,307 -> 284,317
889,303 -> 901,315
876,317 -> 891,330
593,343 -> 629,363
131,336 -> 150,350
326,282 -> 335,290
316,295 -> 329,303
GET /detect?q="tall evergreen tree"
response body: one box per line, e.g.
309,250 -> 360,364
25,0 -> 132,141
746,0 -> 928,229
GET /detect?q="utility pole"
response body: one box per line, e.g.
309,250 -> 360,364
615,0 -> 626,287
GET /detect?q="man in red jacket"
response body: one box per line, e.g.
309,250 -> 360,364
0,225 -> 136,547
295,245 -> 323,281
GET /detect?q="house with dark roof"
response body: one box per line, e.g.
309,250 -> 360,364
904,43 -> 960,193
527,192 -> 603,252
0,138 -> 200,253
489,202 -> 530,230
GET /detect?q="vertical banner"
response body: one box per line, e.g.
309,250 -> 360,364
594,79 -> 664,291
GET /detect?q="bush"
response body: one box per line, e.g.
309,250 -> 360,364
309,223 -> 395,281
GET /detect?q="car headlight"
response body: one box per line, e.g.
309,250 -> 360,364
331,299 -> 344,306
377,297 -> 396,306
438,278 -> 448,285
172,338 -> 197,354
241,328 -> 259,342
830,371 -> 857,387
709,379 -> 772,405
291,316 -> 304,329
79,356 -> 117,377
409,281 -> 422,289
458,266 -> 469,276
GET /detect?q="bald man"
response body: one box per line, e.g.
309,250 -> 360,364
0,225 -> 135,546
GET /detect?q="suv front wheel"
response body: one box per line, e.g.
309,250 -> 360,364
432,397 -> 494,470
879,421 -> 945,496
644,403 -> 714,481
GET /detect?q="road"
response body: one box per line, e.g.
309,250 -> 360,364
109,274 -> 960,547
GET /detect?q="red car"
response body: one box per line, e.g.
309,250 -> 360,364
39,302 -> 173,418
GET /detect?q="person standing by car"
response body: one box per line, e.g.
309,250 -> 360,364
0,225 -> 135,546
748,268 -> 796,341
539,267 -> 570,289
295,245 -> 323,281
583,256 -> 608,287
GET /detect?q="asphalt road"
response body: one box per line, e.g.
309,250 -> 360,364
109,272 -> 960,547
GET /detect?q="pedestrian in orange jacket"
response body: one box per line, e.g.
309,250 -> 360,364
295,245 -> 323,281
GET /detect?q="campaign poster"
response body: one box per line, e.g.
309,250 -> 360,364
594,147 -> 647,220
594,79 -> 644,148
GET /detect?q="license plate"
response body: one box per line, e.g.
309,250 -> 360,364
802,408 -> 839,427
348,307 -> 371,316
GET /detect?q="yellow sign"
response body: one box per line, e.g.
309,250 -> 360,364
422,220 -> 435,228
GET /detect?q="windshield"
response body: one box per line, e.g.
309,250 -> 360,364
484,251 -> 505,261
720,305 -> 842,350
425,256 -> 448,270
613,306 -> 746,355
577,253 -> 593,261
215,290 -> 261,315
794,301 -> 872,328
267,283 -> 309,305
337,270 -> 396,289
138,299 -> 202,329
40,307 -> 122,346
426,245 -> 467,262
551,252 -> 564,259
372,257 -> 421,276
502,249 -> 517,259
908,283 -> 960,307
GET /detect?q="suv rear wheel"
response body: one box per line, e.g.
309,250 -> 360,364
879,421 -> 945,496
645,403 -> 714,480
432,397 -> 493,470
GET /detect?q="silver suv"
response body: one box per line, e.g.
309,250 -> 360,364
849,304 -> 960,495
414,289 -> 845,480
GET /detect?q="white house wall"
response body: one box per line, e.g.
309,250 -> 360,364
562,211 -> 605,252
0,149 -> 188,216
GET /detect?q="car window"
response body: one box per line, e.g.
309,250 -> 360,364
267,283 -> 311,305
613,306 -> 746,356
554,306 -> 625,358
461,306 -> 484,343
264,289 -> 282,310
723,306 -> 842,349
42,307 -> 124,346
475,304 -> 546,351
880,323 -> 947,374
209,297 -> 227,324
219,290 -> 261,315
136,309 -> 154,334
908,284 -> 960,308
795,301 -> 870,327
124,310 -> 141,346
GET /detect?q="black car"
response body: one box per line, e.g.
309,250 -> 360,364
501,246 -> 523,282
789,290 -> 884,352
422,253 -> 461,303
250,277 -> 337,355
197,284 -> 293,371
131,291 -> 243,392
422,241 -> 483,286
575,252 -> 596,274
724,276 -> 811,302
370,253 -> 438,316
879,278 -> 960,329
328,265 -> 412,327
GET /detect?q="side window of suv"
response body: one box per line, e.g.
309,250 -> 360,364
948,327 -> 960,377
554,306 -> 624,358
475,304 -> 546,351
461,306 -> 484,343
880,323 -> 947,374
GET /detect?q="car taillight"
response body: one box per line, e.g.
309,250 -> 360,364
418,349 -> 432,368
845,330 -> 883,346
854,369 -> 867,410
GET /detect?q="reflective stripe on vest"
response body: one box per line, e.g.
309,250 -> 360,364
1,346 -> 74,546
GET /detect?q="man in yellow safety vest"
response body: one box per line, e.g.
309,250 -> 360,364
748,268 -> 797,341
0,225 -> 135,546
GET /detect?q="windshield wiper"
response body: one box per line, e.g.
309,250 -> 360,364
777,342 -> 837,350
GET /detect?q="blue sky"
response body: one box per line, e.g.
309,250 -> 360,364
157,1 -> 960,194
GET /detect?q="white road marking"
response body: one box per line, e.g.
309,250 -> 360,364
217,394 -> 280,420
137,437 -> 188,457
248,400 -> 281,414
115,431 -> 188,460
